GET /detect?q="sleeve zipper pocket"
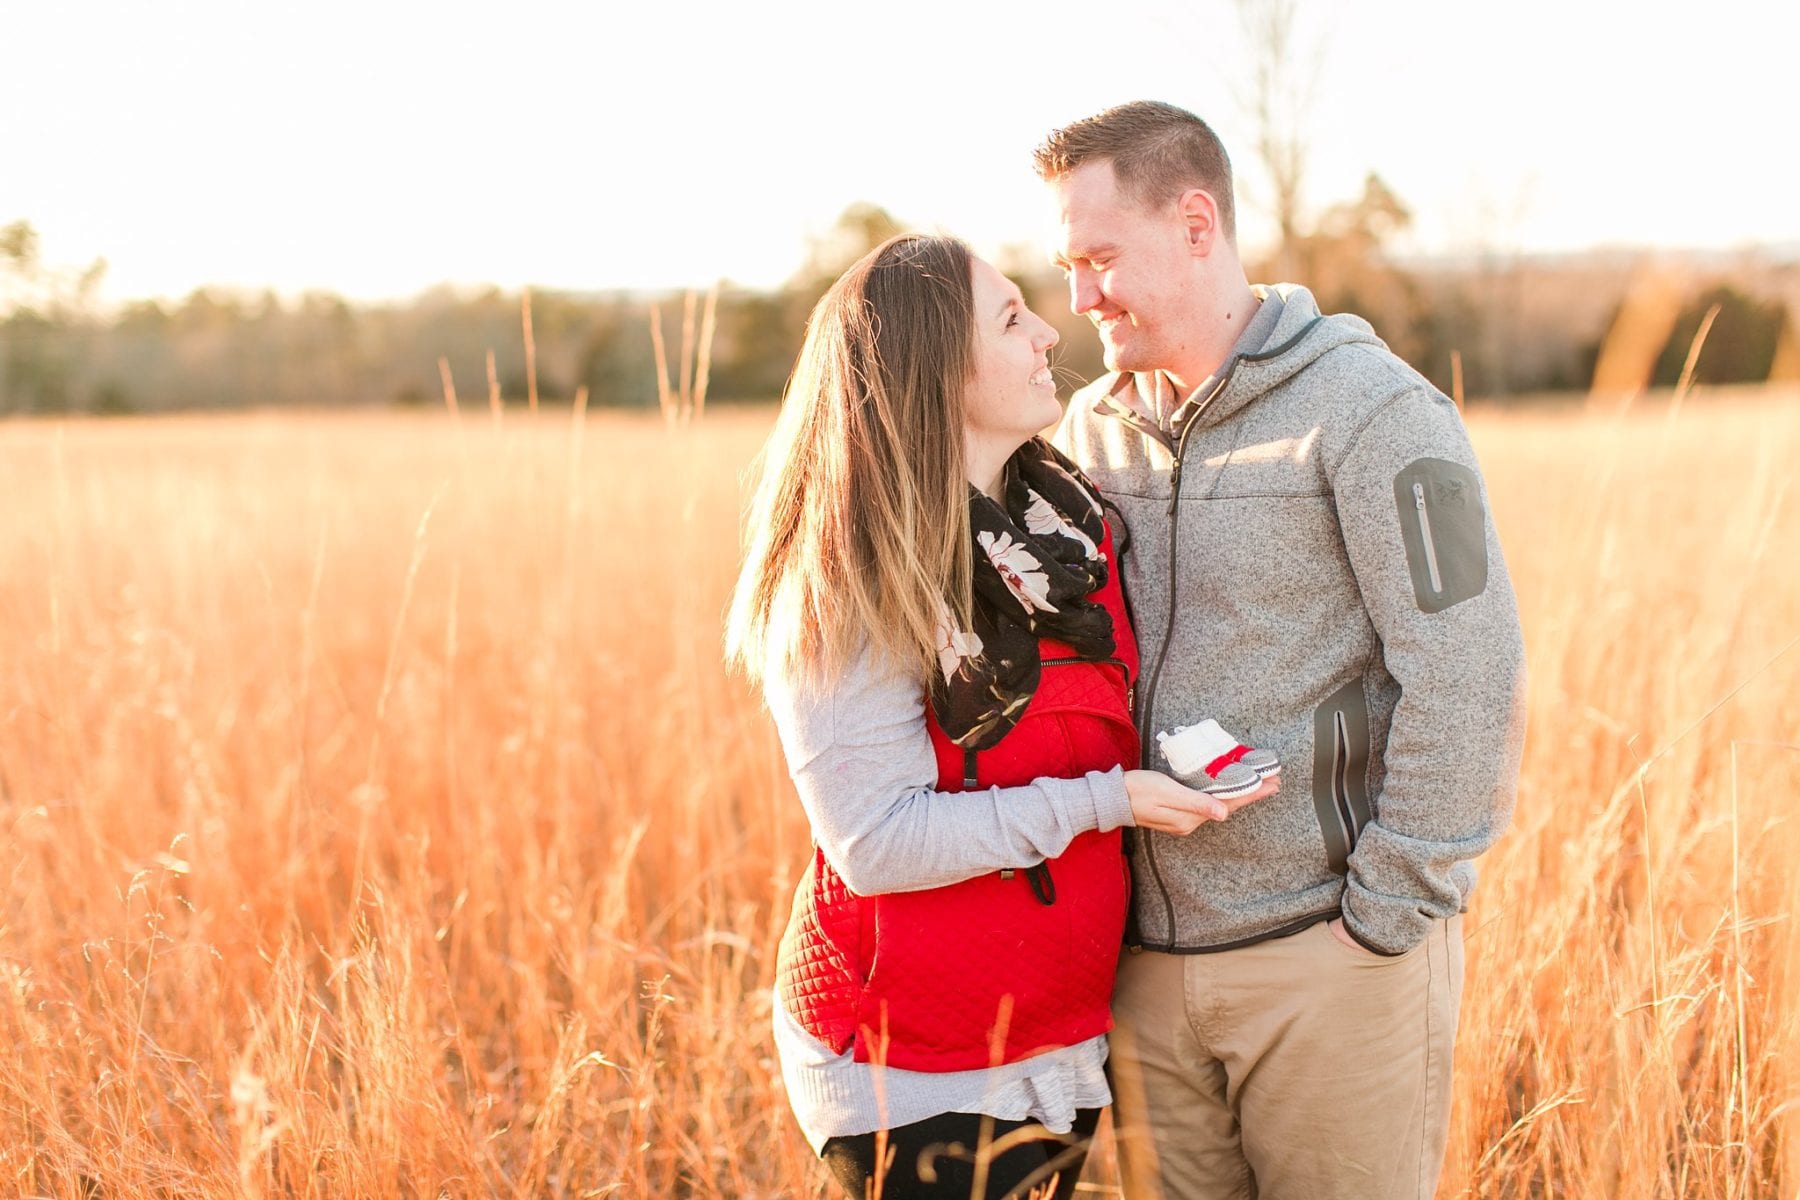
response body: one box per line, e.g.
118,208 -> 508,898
1394,458 -> 1488,613
1412,482 -> 1444,595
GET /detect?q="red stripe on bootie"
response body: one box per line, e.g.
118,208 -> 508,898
1205,743 -> 1251,777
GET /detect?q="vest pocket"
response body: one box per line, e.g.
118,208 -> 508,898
1312,679 -> 1372,875
1393,458 -> 1488,613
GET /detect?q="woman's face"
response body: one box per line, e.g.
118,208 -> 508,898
963,256 -> 1062,457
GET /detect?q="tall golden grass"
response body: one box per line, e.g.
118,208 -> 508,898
1,393 -> 1796,1198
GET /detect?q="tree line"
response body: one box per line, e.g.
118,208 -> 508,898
2,208 -> 1793,418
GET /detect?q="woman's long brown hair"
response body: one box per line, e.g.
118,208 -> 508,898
726,235 -> 976,688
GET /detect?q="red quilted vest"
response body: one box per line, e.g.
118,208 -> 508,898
776,523 -> 1140,1072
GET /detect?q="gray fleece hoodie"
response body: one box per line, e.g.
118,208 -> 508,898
1054,284 -> 1527,956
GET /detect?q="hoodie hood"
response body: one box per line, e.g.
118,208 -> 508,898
1090,284 -> 1389,443
1193,284 -> 1387,432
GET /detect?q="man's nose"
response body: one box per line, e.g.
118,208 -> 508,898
1069,270 -> 1101,316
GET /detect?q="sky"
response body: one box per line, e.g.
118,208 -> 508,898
4,0 -> 1798,306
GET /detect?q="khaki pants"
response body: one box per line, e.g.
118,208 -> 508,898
1109,916 -> 1463,1200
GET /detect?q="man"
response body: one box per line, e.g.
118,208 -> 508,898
1038,101 -> 1527,1200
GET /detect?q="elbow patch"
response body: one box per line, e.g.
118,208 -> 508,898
1394,458 -> 1488,612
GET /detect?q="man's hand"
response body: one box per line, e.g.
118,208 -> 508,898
1327,916 -> 1381,955
1124,770 -> 1279,835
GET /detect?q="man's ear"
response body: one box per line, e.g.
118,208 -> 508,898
1178,188 -> 1221,257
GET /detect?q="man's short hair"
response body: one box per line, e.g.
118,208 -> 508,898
1033,101 -> 1236,243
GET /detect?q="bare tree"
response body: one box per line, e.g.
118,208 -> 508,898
0,219 -> 106,316
1235,0 -> 1324,281
793,202 -> 904,296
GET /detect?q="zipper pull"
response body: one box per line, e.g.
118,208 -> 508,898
1413,482 -> 1427,510
1166,461 -> 1183,517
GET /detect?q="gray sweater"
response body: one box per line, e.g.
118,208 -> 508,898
1055,284 -> 1527,956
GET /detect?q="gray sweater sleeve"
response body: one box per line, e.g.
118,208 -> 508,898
1329,385 -> 1528,954
763,645 -> 1135,896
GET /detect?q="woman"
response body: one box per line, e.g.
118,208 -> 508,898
727,235 -> 1257,1199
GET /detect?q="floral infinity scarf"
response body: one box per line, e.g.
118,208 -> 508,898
929,438 -> 1117,752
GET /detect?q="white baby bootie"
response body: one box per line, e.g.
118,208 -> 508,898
1156,719 -> 1281,800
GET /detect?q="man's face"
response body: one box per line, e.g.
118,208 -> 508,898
1048,160 -> 1194,375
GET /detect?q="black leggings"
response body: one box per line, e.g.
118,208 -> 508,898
820,1107 -> 1102,1200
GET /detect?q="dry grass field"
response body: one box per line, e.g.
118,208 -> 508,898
2,393 -> 1797,1198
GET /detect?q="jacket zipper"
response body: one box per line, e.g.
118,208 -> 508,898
1332,709 -> 1360,849
1038,652 -> 1129,677
1123,362 -> 1242,946
1412,482 -> 1444,595
1134,363 -> 1241,752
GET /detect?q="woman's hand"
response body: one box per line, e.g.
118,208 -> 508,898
1123,770 -> 1280,834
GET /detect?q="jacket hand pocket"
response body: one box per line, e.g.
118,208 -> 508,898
1311,679 -> 1371,876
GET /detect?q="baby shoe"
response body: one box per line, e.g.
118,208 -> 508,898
1156,719 -> 1281,800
